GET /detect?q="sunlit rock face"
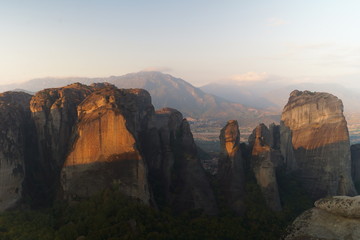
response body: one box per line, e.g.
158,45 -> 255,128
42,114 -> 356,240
218,120 -> 245,214
143,108 -> 218,214
351,144 -> 360,187
285,196 -> 360,240
29,83 -> 94,202
280,90 -> 356,200
61,87 -> 153,203
0,92 -> 32,211
250,124 -> 282,211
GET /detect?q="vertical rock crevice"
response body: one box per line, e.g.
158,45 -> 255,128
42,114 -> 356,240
249,123 -> 282,211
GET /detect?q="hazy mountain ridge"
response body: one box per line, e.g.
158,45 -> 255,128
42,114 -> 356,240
201,81 -> 360,115
0,72 -> 280,126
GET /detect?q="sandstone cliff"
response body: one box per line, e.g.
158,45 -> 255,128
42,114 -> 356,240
351,143 -> 360,188
61,86 -> 153,203
250,124 -> 282,211
29,83 -> 94,202
285,196 -> 360,240
0,92 -> 32,211
280,90 -> 356,199
218,120 -> 245,214
143,108 -> 217,214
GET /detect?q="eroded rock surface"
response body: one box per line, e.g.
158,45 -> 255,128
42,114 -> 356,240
0,92 -> 32,211
61,87 -> 153,203
351,144 -> 360,187
143,108 -> 217,214
218,120 -> 245,214
250,124 -> 282,211
29,83 -> 94,202
314,195 -> 360,218
285,196 -> 360,240
280,90 -> 356,199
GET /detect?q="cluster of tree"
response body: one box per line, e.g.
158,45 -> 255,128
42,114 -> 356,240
0,169 -> 312,240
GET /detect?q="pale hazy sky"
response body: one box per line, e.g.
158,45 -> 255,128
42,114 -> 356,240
0,0 -> 359,87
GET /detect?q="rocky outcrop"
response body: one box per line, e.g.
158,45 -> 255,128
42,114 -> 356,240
280,90 -> 356,200
250,124 -> 282,211
0,92 -> 32,211
61,87 -> 153,203
351,144 -> 360,187
30,83 -> 94,169
285,196 -> 360,240
218,120 -> 244,214
143,108 -> 217,214
29,83 -> 94,202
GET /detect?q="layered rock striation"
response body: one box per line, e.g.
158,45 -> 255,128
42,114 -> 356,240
0,82 -> 217,214
143,108 -> 217,214
285,196 -> 360,240
280,90 -> 356,199
351,143 -> 360,188
61,86 -> 153,203
249,124 -> 282,211
29,83 -> 94,201
0,92 -> 32,211
218,120 -> 245,214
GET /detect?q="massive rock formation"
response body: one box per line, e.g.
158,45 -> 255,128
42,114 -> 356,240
351,143 -> 360,187
280,90 -> 356,200
29,83 -> 94,202
0,92 -> 32,211
61,86 -> 153,203
285,196 -> 360,240
249,124 -> 282,211
143,108 -> 217,214
0,83 -> 216,214
218,120 -> 245,214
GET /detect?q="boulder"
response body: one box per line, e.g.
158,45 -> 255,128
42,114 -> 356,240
285,196 -> 360,240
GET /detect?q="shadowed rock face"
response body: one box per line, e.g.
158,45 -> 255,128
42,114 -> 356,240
0,92 -> 32,211
143,108 -> 217,214
61,87 -> 153,203
218,120 -> 245,214
351,144 -> 360,187
285,196 -> 360,240
280,90 -> 356,200
0,83 -> 216,213
250,124 -> 282,211
29,83 -> 94,202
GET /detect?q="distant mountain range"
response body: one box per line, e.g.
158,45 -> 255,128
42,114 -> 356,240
0,72 -> 279,126
3,72 -> 358,127
201,81 -> 360,115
